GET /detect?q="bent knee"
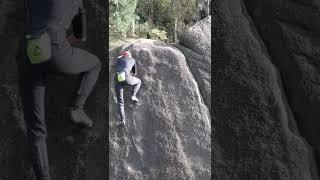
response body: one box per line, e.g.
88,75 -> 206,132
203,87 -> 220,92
118,101 -> 124,106
92,55 -> 102,71
28,131 -> 47,143
137,78 -> 142,84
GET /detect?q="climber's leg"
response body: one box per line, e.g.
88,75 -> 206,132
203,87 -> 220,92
115,79 -> 125,121
49,44 -> 101,128
17,45 -> 51,180
23,78 -> 51,180
126,76 -> 141,99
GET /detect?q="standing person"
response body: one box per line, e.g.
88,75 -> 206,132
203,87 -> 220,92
16,0 -> 101,179
114,50 -> 141,126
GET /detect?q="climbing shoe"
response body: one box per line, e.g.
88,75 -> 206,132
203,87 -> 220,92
118,119 -> 125,127
69,107 -> 93,128
131,96 -> 139,102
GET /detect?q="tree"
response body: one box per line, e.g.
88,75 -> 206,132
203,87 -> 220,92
145,0 -> 197,42
109,0 -> 138,37
110,0 -> 202,42
168,0 -> 198,42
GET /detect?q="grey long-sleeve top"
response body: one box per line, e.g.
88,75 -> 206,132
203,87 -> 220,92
26,0 -> 83,35
116,56 -> 137,76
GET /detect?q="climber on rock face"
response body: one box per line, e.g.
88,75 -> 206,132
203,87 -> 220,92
114,50 -> 141,126
16,0 -> 101,180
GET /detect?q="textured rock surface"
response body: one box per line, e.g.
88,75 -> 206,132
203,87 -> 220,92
0,1 -> 29,179
109,39 -> 211,180
174,16 -> 211,111
179,16 -> 211,57
213,0 -> 319,179
245,0 -> 320,149
0,0 -> 107,179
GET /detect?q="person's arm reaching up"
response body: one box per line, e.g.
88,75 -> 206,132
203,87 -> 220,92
71,0 -> 86,42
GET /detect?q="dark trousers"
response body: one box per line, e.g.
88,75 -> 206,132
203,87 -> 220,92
114,75 -> 141,120
17,36 -> 101,180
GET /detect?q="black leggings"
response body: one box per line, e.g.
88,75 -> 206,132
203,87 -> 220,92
17,37 -> 101,180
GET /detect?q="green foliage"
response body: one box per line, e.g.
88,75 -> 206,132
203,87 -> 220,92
110,0 -> 207,42
135,0 -> 198,41
150,28 -> 167,41
135,21 -> 153,37
109,0 -> 138,37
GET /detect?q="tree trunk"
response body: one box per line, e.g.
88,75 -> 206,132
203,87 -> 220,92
149,0 -> 153,21
173,17 -> 178,42
132,14 -> 135,36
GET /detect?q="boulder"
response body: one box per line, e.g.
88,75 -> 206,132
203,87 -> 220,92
174,16 -> 211,111
213,0 -> 318,179
109,39 -> 211,180
245,0 -> 320,149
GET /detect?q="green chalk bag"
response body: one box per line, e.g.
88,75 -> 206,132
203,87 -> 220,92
117,72 -> 126,82
26,32 -> 52,64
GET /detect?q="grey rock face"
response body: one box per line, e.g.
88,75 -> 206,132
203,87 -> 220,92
213,0 -> 318,179
245,0 -> 320,149
174,16 -> 211,112
179,16 -> 211,57
109,39 -> 211,180
0,1 -> 29,179
0,0 -> 108,180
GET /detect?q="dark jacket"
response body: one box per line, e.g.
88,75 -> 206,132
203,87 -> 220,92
26,0 -> 84,35
116,56 -> 137,76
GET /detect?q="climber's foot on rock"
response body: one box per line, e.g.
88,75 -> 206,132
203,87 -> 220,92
70,107 -> 93,128
117,119 -> 125,127
131,96 -> 139,102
